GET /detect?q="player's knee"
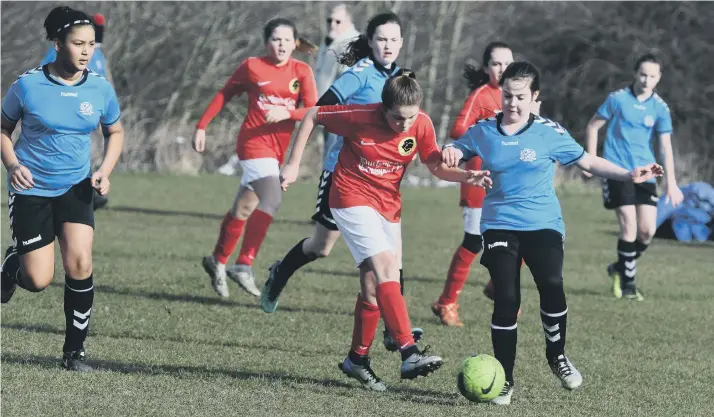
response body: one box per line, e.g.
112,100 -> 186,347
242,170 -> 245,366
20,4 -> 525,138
618,219 -> 638,240
235,200 -> 257,218
637,227 -> 655,243
313,246 -> 332,259
23,272 -> 54,292
370,256 -> 400,284
537,274 -> 563,289
63,254 -> 93,279
493,290 -> 520,318
256,192 -> 282,217
491,306 -> 519,327
461,232 -> 483,254
302,237 -> 329,259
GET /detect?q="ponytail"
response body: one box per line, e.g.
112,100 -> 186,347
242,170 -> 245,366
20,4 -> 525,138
382,69 -> 423,109
338,34 -> 371,67
464,64 -> 490,91
296,37 -> 318,54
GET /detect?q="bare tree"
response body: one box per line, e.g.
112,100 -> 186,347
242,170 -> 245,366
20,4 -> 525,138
437,2 -> 467,145
423,0 -> 448,115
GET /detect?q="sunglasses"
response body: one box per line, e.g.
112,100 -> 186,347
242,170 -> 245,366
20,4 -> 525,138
327,18 -> 342,25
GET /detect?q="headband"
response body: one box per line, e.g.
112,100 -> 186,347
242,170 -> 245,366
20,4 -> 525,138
57,19 -> 92,32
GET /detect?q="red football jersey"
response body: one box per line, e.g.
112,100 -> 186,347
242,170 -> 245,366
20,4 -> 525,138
316,104 -> 441,222
197,56 -> 318,163
449,83 -> 502,208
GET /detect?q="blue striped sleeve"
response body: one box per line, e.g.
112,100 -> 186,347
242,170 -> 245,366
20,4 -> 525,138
449,127 -> 480,161
101,85 -> 121,127
328,71 -> 362,104
1,82 -> 23,123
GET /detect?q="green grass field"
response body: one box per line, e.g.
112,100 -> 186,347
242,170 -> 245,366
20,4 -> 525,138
2,174 -> 713,417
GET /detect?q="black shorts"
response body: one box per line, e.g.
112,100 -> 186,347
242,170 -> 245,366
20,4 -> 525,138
8,178 -> 95,255
480,229 -> 564,283
311,170 -> 338,231
602,179 -> 658,209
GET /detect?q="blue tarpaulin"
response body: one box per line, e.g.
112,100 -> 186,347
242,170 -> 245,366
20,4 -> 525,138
655,182 -> 714,242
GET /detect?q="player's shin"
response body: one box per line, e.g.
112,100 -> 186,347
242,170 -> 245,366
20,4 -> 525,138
63,274 -> 94,353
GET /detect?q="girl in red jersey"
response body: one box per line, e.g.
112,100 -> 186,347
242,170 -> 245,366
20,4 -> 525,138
281,71 -> 491,390
192,18 -> 318,298
432,42 -> 530,326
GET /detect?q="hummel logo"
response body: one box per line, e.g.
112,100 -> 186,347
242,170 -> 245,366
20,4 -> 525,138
481,371 -> 497,395
488,241 -> 508,249
501,140 -> 519,146
21,235 -> 42,246
257,81 -> 272,86
360,140 -> 376,146
73,308 -> 91,330
61,92 -> 78,97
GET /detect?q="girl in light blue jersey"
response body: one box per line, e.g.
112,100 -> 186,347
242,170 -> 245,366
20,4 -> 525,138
443,62 -> 663,405
584,53 -> 683,301
1,6 -> 124,372
42,12 -> 113,211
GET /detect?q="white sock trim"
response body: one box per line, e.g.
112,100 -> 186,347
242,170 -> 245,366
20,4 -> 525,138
540,307 -> 568,317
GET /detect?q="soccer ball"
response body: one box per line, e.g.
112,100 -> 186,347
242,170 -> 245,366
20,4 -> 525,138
457,354 -> 505,402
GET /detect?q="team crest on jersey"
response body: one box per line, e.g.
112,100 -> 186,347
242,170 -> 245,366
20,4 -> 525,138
289,78 -> 300,94
398,137 -> 416,156
643,115 -> 655,127
520,148 -> 536,162
79,102 -> 93,116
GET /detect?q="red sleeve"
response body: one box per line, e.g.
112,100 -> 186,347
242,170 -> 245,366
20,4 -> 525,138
288,64 -> 319,121
316,104 -> 364,137
196,60 -> 251,129
299,65 -> 318,108
449,87 -> 491,139
417,112 -> 441,164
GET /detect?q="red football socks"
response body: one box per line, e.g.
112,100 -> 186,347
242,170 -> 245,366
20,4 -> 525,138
376,281 -> 414,349
439,245 -> 478,305
350,294 -> 381,356
213,212 -> 246,264
236,209 -> 273,266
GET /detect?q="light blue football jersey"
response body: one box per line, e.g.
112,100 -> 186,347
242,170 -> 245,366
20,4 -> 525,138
322,57 -> 400,171
597,86 -> 672,182
448,114 -> 586,236
2,66 -> 121,197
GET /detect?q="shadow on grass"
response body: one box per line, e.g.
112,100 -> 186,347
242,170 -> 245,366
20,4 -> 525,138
47,282 -> 355,318
106,205 -> 312,226
1,353 -> 462,406
303,268 -> 490,288
1,323 -> 334,356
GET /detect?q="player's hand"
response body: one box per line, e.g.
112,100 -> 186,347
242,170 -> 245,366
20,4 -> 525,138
8,164 -> 34,191
581,170 -> 593,179
280,163 -> 299,191
465,170 -> 492,188
192,129 -> 206,153
265,107 -> 291,124
631,163 -> 664,184
91,170 -> 111,196
441,146 -> 463,168
664,183 -> 684,207
530,99 -> 542,116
